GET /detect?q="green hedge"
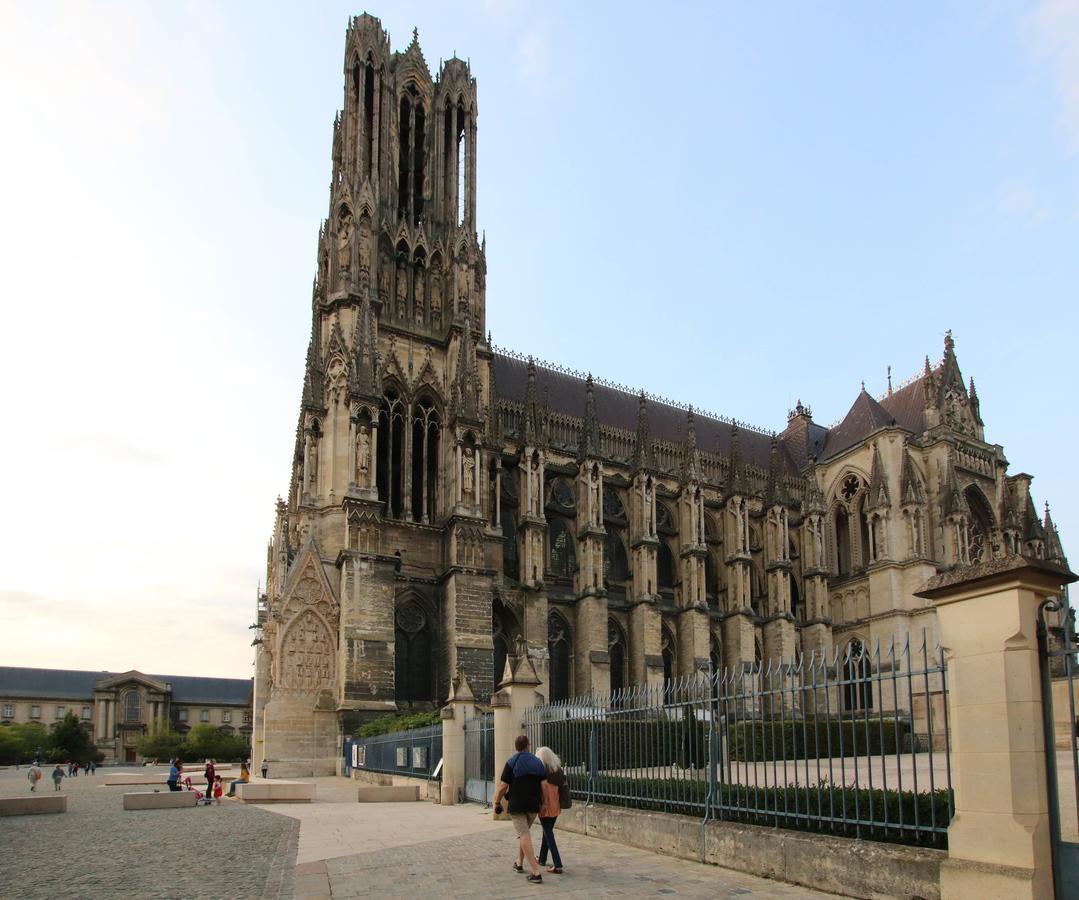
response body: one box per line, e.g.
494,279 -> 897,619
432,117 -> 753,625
541,716 -> 706,770
355,710 -> 441,739
583,775 -> 951,849
728,717 -> 906,762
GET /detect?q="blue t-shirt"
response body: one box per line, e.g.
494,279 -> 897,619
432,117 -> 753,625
168,765 -> 180,783
499,751 -> 546,814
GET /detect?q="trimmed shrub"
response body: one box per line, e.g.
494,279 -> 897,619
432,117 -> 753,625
728,717 -> 906,762
580,774 -> 951,849
355,710 -> 441,739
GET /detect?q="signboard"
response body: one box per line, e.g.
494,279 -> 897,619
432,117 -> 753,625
395,746 -> 407,767
411,746 -> 428,769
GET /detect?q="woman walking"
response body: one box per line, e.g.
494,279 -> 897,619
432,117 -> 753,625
535,746 -> 566,874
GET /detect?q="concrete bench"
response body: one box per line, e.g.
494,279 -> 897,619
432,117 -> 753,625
357,785 -> 420,803
235,780 -> 315,803
0,795 -> 68,816
104,767 -> 234,786
123,791 -> 199,810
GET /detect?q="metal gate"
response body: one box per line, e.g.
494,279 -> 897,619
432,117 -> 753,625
464,711 -> 494,805
1038,596 -> 1079,900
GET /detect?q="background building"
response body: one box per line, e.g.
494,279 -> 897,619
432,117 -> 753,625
0,667 -> 252,763
254,14 -> 1067,776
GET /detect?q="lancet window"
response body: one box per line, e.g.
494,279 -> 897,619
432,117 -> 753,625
409,397 -> 440,523
842,639 -> 873,713
548,517 -> 575,579
547,613 -> 571,703
965,486 -> 994,563
397,87 -> 427,226
395,599 -> 434,704
377,390 -> 407,518
608,619 -> 627,697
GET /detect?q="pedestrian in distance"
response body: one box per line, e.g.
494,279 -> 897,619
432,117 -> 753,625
72,761 -> 79,778
204,759 -> 216,798
167,760 -> 183,791
492,733 -> 546,884
260,759 -> 268,779
52,765 -> 65,791
27,762 -> 42,792
213,775 -> 223,805
535,746 -> 568,874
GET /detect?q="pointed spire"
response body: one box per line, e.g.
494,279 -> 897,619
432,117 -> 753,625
900,450 -> 925,506
1044,502 -> 1067,566
681,406 -> 702,483
802,468 -> 827,515
887,366 -> 893,397
349,294 -> 380,399
940,454 -> 965,518
301,296 -> 324,411
867,444 -> 890,511
766,434 -> 786,504
728,423 -> 748,496
451,315 -> 481,423
968,376 -> 983,425
944,328 -> 955,360
631,392 -> 655,473
577,373 -> 600,461
523,357 -> 543,445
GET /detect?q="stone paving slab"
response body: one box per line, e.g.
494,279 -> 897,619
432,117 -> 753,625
0,768 -> 297,900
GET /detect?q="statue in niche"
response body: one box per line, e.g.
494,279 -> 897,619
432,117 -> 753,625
336,211 -> 353,289
644,480 -> 654,534
378,258 -> 390,299
306,441 -> 318,491
590,465 -> 602,526
813,518 -> 824,567
462,450 -> 475,498
456,260 -> 470,310
414,270 -> 426,325
355,426 -> 370,483
396,264 -> 408,319
356,218 -> 370,272
430,267 -> 442,318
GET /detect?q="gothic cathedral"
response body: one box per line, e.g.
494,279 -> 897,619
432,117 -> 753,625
253,15 -> 1067,775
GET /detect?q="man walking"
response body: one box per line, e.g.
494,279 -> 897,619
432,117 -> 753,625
260,759 -> 268,779
27,762 -> 42,792
493,734 -> 546,885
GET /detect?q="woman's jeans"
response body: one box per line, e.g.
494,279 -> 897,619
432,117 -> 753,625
227,779 -> 244,797
537,817 -> 562,868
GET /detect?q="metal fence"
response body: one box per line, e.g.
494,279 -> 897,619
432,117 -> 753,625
523,630 -> 953,849
349,724 -> 443,780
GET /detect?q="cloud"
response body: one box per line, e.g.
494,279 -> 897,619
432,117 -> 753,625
1027,0 -> 1079,152
995,179 -> 1049,226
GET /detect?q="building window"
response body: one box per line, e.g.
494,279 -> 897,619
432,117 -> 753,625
178,708 -> 188,722
30,705 -> 40,719
123,690 -> 141,723
81,706 -> 92,720
243,711 -> 251,724
395,600 -> 434,703
222,710 -> 232,723
200,709 -> 210,722
2,704 -> 12,718
55,706 -> 66,720
548,518 -> 576,578
547,613 -> 572,703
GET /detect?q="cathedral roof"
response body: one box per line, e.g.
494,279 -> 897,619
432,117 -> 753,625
493,353 -> 789,471
820,388 -> 898,459
879,374 -> 928,434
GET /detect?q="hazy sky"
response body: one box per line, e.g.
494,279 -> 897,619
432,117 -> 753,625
1,1 -> 1077,678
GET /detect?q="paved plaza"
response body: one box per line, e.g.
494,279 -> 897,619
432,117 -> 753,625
0,768 -> 838,898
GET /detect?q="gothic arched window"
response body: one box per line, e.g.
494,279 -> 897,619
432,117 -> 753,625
965,486 -> 994,563
549,518 -> 575,578
709,633 -> 722,677
395,600 -> 433,704
657,541 -> 675,590
377,390 -> 406,518
834,506 -> 852,576
492,601 -> 520,690
661,626 -> 676,694
604,529 -> 629,585
410,397 -> 440,523
602,488 -> 626,523
547,613 -> 571,703
842,639 -> 873,713
608,619 -> 627,697
501,508 -> 519,580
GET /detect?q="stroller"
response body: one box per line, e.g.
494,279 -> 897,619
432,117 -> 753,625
182,776 -> 214,806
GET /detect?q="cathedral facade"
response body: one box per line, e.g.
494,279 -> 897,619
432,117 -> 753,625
253,14 -> 1067,775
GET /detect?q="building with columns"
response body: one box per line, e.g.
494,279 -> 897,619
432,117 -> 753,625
0,667 -> 252,763
254,13 -> 1068,775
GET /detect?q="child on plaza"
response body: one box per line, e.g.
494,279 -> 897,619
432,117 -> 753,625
213,775 -> 224,805
52,765 -> 65,791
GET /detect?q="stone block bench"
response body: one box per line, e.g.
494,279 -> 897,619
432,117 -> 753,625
235,780 -> 314,803
357,785 -> 420,802
105,767 -> 234,787
123,791 -> 199,810
0,795 -> 68,816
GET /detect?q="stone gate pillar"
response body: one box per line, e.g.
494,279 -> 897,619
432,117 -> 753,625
915,556 -> 1077,900
491,643 -> 543,819
439,669 -> 475,806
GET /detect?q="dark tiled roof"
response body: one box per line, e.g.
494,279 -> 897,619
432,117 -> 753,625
820,390 -> 899,460
880,375 -> 928,435
493,354 -> 787,471
0,667 -> 250,705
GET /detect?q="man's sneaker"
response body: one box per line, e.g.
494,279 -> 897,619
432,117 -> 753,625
526,873 -> 543,884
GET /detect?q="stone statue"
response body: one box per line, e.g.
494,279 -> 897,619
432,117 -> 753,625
378,259 -> 390,298
336,212 -> 353,286
356,427 -> 370,482
396,265 -> 408,318
306,442 -> 318,490
456,260 -> 470,309
430,268 -> 442,316
356,217 -> 370,271
463,449 -> 475,497
813,518 -> 824,567
590,466 -> 602,526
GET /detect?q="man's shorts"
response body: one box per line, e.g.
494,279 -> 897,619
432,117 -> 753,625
511,812 -> 537,837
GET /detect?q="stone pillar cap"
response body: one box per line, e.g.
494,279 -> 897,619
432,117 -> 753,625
914,554 -> 1077,602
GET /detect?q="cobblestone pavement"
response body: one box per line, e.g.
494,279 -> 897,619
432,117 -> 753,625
0,767 -> 297,900
269,778 -> 835,899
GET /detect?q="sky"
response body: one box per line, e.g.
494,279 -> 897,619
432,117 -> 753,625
1,1 -> 1077,679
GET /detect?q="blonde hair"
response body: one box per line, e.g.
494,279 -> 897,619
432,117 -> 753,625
535,746 -> 561,773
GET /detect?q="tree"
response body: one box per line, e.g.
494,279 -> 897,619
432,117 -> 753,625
179,724 -> 249,763
49,711 -> 103,763
134,723 -> 183,763
0,722 -> 50,765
